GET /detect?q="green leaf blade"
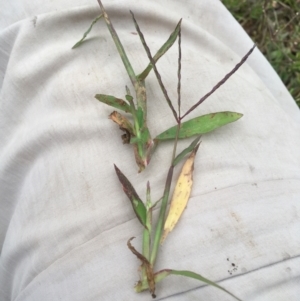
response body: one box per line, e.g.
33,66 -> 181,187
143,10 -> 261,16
172,136 -> 201,166
169,270 -> 243,301
114,164 -> 147,227
137,19 -> 182,80
95,94 -> 131,113
155,112 -> 243,140
98,3 -> 137,85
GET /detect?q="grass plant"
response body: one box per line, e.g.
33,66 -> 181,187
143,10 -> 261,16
72,1 -> 256,298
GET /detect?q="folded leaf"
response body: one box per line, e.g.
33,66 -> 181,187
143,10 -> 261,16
72,14 -> 103,49
137,19 -> 182,80
155,112 -> 243,140
126,94 -> 132,101
114,165 -> 147,227
172,136 -> 201,166
125,93 -> 136,112
109,111 -> 134,134
109,111 -> 135,144
95,94 -> 131,113
161,144 -> 199,243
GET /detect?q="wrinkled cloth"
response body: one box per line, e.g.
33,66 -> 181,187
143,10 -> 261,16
0,1 -> 300,300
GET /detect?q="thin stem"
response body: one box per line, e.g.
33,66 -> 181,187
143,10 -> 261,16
177,26 -> 182,119
171,121 -> 181,164
274,11 -> 299,37
130,11 -> 179,123
141,182 -> 152,284
143,223 -> 151,258
171,24 -> 182,164
150,166 -> 174,265
150,21 -> 183,263
142,182 -> 152,261
181,44 -> 256,120
262,1 -> 273,42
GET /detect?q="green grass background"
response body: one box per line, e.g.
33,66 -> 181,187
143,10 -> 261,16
222,0 -> 300,107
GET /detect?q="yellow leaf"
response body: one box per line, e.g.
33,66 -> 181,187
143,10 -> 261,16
161,145 -> 199,244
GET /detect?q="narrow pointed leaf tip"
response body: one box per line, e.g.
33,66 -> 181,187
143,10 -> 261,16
72,14 -> 103,49
114,165 -> 147,227
161,144 -> 199,243
135,269 -> 243,300
155,112 -> 243,140
169,270 -> 243,301
137,18 -> 182,80
172,136 -> 201,167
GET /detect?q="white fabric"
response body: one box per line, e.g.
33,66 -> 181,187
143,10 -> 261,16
1,1 -> 300,300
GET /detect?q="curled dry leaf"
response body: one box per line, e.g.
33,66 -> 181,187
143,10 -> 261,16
109,111 -> 134,144
161,144 -> 199,243
127,237 -> 156,298
135,268 -> 242,301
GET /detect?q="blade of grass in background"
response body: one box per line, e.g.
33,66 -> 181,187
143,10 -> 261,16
222,0 -> 300,107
